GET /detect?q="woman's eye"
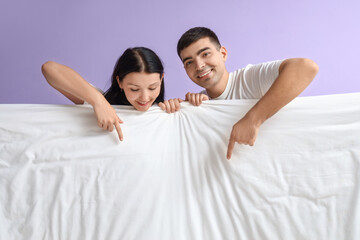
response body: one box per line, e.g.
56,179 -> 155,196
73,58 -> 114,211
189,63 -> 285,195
149,88 -> 157,91
130,89 -> 139,92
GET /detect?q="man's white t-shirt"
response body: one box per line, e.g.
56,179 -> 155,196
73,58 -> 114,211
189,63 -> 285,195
202,60 -> 284,100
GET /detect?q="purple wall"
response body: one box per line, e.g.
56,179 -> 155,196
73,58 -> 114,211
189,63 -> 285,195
1,0 -> 360,104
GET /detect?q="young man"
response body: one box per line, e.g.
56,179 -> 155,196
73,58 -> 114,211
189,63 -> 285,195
177,27 -> 319,160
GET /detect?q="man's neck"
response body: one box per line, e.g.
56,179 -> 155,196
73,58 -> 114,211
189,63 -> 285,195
206,70 -> 229,99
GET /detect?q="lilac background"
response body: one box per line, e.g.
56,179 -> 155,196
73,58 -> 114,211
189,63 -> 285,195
1,0 -> 359,104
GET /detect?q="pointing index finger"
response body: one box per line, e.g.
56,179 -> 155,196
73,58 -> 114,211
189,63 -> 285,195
227,139 -> 235,160
114,121 -> 123,141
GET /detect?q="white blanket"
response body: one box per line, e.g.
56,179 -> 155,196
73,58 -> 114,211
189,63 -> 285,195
1,93 -> 360,240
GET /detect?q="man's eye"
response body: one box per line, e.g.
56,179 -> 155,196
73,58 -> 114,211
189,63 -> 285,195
203,52 -> 210,57
185,61 -> 193,67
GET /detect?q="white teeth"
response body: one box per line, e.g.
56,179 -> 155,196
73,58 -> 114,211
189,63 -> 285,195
199,70 -> 211,78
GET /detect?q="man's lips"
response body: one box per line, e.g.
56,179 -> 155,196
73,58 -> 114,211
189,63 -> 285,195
197,69 -> 212,79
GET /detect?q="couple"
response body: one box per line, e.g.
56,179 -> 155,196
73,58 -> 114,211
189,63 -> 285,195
42,27 -> 319,159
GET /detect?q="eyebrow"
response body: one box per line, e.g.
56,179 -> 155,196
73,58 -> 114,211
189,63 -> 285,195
182,47 -> 211,63
128,82 -> 160,87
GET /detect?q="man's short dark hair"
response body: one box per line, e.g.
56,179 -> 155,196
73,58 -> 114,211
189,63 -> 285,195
177,27 -> 221,58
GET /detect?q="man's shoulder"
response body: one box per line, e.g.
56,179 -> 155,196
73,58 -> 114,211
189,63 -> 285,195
231,60 -> 284,76
246,60 -> 284,70
233,60 -> 283,70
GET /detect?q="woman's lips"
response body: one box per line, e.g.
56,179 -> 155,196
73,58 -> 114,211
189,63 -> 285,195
137,101 -> 150,106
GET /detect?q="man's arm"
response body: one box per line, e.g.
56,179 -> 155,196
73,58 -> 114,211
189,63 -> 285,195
227,58 -> 319,159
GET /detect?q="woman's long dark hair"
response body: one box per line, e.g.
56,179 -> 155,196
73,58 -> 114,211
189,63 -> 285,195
104,47 -> 165,105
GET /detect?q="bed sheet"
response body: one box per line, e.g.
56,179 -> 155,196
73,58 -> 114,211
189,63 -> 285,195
1,93 -> 360,240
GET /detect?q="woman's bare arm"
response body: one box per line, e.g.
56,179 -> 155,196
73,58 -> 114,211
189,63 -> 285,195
41,61 -> 124,140
41,61 -> 103,105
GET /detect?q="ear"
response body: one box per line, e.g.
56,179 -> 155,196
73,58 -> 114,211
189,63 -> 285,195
116,76 -> 123,89
220,46 -> 228,62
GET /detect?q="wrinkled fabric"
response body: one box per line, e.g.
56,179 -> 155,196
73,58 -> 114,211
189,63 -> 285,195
0,93 -> 360,240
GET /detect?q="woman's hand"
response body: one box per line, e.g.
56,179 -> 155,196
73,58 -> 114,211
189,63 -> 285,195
158,98 -> 183,113
185,92 -> 209,106
92,98 -> 124,141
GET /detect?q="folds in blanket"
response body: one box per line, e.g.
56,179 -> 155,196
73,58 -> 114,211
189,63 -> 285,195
0,93 -> 360,239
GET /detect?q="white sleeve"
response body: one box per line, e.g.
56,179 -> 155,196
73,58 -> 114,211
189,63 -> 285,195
242,60 -> 283,98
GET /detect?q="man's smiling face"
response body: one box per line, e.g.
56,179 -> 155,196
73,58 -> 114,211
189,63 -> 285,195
180,37 -> 228,90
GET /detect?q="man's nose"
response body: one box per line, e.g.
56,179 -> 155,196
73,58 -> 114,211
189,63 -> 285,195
195,59 -> 205,71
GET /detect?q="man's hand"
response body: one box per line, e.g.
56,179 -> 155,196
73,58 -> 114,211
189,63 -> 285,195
226,59 -> 318,160
185,92 -> 209,106
227,115 -> 260,160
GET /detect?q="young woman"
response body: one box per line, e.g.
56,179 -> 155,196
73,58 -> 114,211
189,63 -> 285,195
42,47 -> 182,141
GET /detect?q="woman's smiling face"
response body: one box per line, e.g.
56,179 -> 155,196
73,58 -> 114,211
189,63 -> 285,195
118,72 -> 163,111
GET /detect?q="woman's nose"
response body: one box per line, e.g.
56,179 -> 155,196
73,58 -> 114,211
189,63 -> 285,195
139,91 -> 150,101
